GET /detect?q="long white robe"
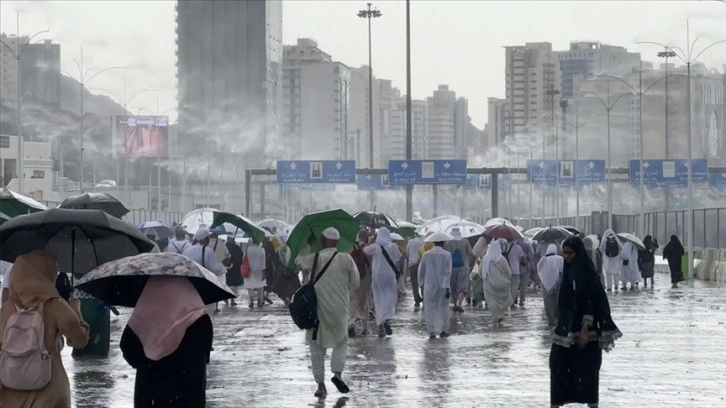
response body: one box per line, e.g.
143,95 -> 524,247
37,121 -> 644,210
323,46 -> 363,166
418,246 -> 452,334
600,229 -> 622,278
481,241 -> 512,320
620,241 -> 639,284
537,244 -> 564,325
243,244 -> 267,290
364,229 -> 402,325
297,248 -> 360,348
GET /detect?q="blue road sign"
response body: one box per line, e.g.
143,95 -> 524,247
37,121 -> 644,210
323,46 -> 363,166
708,171 -> 726,188
279,184 -> 336,191
528,160 -> 606,184
356,174 -> 402,191
459,174 -> 512,190
388,160 -> 467,185
527,160 -> 558,184
629,159 -> 708,187
276,160 -> 356,184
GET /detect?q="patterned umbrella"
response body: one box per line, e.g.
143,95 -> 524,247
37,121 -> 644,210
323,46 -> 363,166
444,221 -> 486,238
75,252 -> 235,307
353,211 -> 399,229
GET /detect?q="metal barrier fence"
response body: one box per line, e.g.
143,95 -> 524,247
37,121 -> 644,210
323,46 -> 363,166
515,207 -> 726,249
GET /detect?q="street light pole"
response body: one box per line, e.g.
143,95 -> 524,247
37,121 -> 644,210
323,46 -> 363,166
638,27 -> 726,285
0,16 -> 49,194
405,0 -> 413,222
71,49 -> 124,193
583,83 -> 630,230
358,2 -> 382,208
658,49 -> 676,209
546,84 -> 560,222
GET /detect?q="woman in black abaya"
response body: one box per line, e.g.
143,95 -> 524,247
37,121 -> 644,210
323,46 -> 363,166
550,236 -> 622,408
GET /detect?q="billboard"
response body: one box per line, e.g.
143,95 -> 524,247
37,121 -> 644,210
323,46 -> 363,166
115,115 -> 169,159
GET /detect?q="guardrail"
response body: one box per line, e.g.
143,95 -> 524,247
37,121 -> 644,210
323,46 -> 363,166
515,207 -> 726,249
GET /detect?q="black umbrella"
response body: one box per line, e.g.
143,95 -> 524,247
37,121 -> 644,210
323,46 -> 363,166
353,211 -> 399,230
558,225 -> 582,236
59,193 -> 130,218
532,226 -> 573,242
0,208 -> 155,275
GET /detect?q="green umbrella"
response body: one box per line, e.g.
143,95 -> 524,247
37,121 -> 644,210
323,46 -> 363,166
211,211 -> 268,245
0,188 -> 47,220
393,220 -> 418,240
286,209 -> 360,268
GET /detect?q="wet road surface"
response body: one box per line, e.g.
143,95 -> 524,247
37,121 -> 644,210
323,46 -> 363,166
67,274 -> 726,407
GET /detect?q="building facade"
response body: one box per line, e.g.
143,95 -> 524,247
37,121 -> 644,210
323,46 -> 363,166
389,95 -> 427,160
485,97 -> 507,150
558,41 -> 641,99
0,35 -> 61,107
504,42 -> 561,139
426,85 -> 457,159
282,39 -> 350,160
175,0 -> 283,167
348,66 -> 394,167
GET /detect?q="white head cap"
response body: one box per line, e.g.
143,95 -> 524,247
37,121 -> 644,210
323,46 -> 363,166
194,228 -> 210,242
425,231 -> 451,243
322,227 -> 340,241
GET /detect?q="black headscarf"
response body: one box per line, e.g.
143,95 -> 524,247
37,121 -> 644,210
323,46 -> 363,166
553,236 -> 621,352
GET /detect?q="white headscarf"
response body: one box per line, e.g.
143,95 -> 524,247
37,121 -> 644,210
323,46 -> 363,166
481,240 -> 503,278
599,228 -> 621,254
376,227 -> 393,246
537,244 -> 564,293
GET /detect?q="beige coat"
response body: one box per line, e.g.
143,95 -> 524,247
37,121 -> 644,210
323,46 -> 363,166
0,251 -> 89,408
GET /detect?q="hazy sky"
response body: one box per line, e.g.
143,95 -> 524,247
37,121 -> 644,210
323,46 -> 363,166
1,0 -> 725,127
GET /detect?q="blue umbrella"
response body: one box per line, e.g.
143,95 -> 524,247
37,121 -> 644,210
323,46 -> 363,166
137,220 -> 173,239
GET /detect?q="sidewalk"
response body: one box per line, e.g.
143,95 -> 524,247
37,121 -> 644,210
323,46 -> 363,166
66,276 -> 726,407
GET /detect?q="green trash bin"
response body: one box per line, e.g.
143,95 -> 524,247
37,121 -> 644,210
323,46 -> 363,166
680,252 -> 690,282
72,289 -> 111,357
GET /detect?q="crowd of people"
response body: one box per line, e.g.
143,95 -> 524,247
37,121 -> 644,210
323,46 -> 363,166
0,215 -> 689,408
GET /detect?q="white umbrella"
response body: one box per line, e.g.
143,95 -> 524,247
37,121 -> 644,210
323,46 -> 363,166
444,221 -> 486,238
181,208 -> 216,235
617,233 -> 645,251
418,215 -> 464,235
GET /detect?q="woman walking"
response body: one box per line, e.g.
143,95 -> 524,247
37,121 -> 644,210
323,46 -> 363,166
0,251 -> 90,408
662,235 -> 685,288
480,240 -> 512,325
120,276 -> 212,407
538,244 -> 564,326
550,237 -> 621,408
638,235 -> 658,288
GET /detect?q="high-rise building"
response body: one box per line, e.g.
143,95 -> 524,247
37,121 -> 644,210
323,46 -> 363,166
175,0 -> 282,167
504,42 -> 561,139
389,94 -> 427,160
0,35 -> 61,107
485,97 -> 507,150
426,85 -> 457,159
349,66 -> 394,167
558,41 -> 641,99
282,38 -> 350,160
454,98 -> 469,159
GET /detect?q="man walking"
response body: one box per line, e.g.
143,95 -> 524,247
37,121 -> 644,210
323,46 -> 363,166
444,228 -> 474,313
418,232 -> 452,338
296,228 -> 360,398
406,233 -> 425,309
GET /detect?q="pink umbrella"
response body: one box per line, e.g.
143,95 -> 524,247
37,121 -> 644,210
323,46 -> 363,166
484,223 -> 524,242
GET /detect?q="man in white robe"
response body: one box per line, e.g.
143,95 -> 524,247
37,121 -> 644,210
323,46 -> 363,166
620,241 -> 639,291
296,227 -> 360,398
183,228 -> 226,314
364,227 -> 402,338
600,229 -> 623,291
418,232 -> 452,339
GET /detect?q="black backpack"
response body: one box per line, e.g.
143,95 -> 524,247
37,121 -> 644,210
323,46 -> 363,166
289,251 -> 338,340
605,237 -> 619,258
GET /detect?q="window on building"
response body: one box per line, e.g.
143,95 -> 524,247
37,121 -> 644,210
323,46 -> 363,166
31,170 -> 44,179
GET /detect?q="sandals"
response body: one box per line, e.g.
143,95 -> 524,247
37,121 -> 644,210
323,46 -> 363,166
331,375 -> 350,394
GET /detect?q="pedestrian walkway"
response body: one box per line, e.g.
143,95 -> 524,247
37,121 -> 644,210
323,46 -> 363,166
66,276 -> 726,407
